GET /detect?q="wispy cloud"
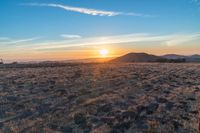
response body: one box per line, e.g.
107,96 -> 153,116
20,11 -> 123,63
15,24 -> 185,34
191,0 -> 200,5
165,33 -> 200,46
192,0 -> 200,3
24,33 -> 200,50
22,3 -> 152,17
61,34 -> 82,39
2,33 -> 199,52
0,37 -> 41,45
0,37 -> 9,41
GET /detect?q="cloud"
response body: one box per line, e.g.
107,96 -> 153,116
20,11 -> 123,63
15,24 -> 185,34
2,33 -> 199,52
125,12 -> 155,17
192,0 -> 200,3
191,0 -> 200,5
165,33 -> 200,46
61,34 -> 82,39
22,3 -> 152,17
25,33 -> 200,50
0,37 -> 9,41
0,37 -> 41,45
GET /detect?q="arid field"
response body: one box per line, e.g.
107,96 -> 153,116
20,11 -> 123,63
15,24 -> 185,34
0,63 -> 200,133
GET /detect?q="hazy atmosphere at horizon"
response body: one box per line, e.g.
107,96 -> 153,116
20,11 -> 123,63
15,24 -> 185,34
1,0 -> 200,62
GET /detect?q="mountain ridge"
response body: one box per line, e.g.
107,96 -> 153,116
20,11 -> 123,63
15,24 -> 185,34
110,53 -> 200,63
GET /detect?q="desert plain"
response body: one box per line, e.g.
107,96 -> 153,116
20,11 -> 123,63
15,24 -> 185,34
0,63 -> 199,133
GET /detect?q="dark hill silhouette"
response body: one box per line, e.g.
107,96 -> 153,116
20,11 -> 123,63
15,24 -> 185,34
187,54 -> 200,62
111,53 -> 200,63
162,54 -> 186,59
162,54 -> 200,62
190,54 -> 200,58
111,53 -> 162,62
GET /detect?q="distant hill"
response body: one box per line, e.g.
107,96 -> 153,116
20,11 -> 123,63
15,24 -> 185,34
162,54 -> 200,62
190,54 -> 200,58
110,53 -> 162,62
187,54 -> 200,62
162,54 -> 186,59
110,53 -> 200,63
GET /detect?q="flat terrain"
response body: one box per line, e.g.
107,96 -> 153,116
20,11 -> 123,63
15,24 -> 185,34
0,63 -> 200,133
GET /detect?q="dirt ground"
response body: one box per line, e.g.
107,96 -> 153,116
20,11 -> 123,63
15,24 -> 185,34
0,63 -> 199,133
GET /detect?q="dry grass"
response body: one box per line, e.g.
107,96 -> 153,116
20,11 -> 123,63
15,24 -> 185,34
0,63 -> 199,133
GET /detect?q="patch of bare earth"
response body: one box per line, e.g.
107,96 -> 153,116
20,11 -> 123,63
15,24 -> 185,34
0,63 -> 200,133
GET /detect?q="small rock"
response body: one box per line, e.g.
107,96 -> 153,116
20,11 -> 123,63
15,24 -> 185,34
19,110 -> 33,119
111,121 -> 132,133
128,95 -> 135,99
36,104 -> 50,115
68,94 -> 77,101
194,87 -> 200,92
180,101 -> 187,105
56,89 -> 67,96
163,90 -> 170,94
177,128 -> 197,133
146,103 -> 159,114
187,97 -> 196,101
136,121 -> 149,130
49,85 -> 54,89
156,97 -> 168,103
14,103 -> 25,110
172,120 -> 183,130
165,102 -> 174,111
100,117 -> 114,126
137,106 -> 146,114
49,80 -> 56,85
0,110 -> 6,119
0,123 -> 3,128
60,126 -> 73,133
6,96 -> 18,101
121,111 -> 136,120
74,113 -> 87,127
114,101 -> 129,109
180,115 -> 190,121
42,88 -> 49,92
48,124 -> 58,130
190,110 -> 198,114
89,116 -> 101,126
97,104 -> 112,113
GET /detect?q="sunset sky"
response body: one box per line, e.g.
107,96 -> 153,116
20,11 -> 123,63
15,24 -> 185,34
1,0 -> 200,62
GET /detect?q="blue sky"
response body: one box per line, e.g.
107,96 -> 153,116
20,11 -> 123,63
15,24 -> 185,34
0,0 -> 200,61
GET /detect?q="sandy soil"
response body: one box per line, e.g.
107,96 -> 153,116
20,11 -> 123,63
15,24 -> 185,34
0,63 -> 200,133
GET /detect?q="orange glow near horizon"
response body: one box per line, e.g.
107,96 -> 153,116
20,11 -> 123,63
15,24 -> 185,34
1,47 -> 129,62
2,44 -> 200,62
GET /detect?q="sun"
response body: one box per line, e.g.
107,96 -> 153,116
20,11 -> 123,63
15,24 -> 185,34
99,49 -> 109,57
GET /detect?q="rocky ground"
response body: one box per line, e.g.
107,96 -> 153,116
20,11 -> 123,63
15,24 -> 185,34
0,63 -> 200,133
